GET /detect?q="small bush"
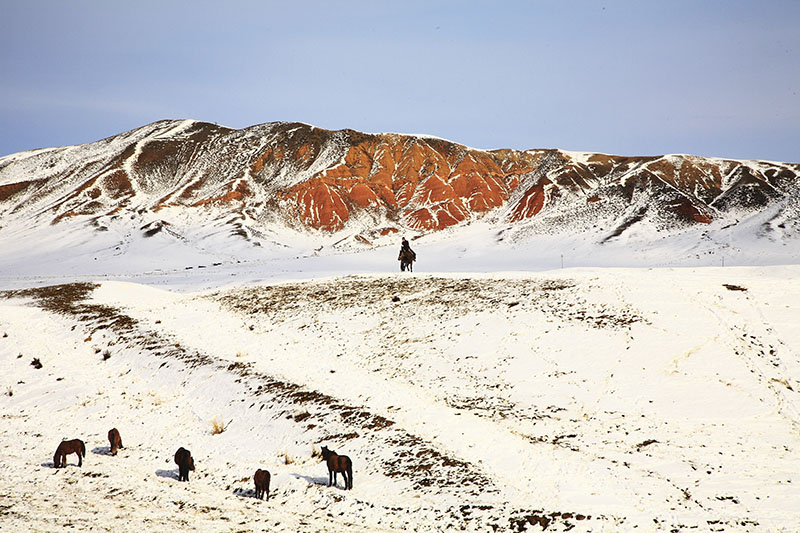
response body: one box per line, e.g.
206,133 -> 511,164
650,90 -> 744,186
30,358 -> 42,369
102,350 -> 111,361
279,451 -> 295,465
5,387 -> 12,397
211,417 -> 229,435
723,284 -> 747,292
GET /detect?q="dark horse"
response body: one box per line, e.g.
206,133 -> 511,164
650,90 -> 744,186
253,468 -> 270,500
321,445 -> 352,490
399,248 -> 416,272
53,439 -> 85,468
174,447 -> 195,481
108,428 -> 123,455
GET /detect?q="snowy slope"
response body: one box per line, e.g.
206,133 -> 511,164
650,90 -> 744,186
2,266 -> 800,531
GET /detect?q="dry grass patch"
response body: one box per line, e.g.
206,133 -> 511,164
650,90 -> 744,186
311,444 -> 322,459
211,417 -> 229,435
279,450 -> 295,465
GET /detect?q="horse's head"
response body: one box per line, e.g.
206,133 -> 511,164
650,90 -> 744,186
188,455 -> 195,471
320,446 -> 332,460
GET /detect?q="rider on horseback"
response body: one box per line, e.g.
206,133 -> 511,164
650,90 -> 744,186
398,237 -> 416,271
399,237 -> 415,259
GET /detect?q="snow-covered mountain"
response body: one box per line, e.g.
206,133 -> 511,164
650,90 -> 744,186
0,120 -> 797,271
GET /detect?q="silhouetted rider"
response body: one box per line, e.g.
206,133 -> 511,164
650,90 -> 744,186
398,237 -> 416,260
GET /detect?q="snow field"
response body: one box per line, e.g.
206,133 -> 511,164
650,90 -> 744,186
1,266 -> 800,531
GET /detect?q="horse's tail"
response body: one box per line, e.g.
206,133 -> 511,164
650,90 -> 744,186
347,458 -> 353,489
80,440 -> 86,457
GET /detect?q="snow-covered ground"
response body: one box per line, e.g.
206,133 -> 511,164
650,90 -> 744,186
2,261 -> 800,531
0,196 -> 797,295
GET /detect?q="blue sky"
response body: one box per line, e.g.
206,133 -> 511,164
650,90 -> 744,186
1,0 -> 798,161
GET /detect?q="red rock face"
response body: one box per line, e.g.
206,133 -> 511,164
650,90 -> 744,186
0,120 -> 797,238
286,177 -> 350,231
508,178 -> 553,222
279,134 -> 518,231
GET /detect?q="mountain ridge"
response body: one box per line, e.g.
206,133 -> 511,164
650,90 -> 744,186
0,119 -> 798,252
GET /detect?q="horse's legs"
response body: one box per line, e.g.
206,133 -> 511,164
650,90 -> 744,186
328,469 -> 333,487
77,451 -> 82,467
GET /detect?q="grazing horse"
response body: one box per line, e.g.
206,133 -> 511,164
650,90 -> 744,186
399,248 -> 416,272
174,447 -> 195,481
253,468 -> 270,500
321,446 -> 353,490
108,428 -> 123,455
53,439 -> 85,468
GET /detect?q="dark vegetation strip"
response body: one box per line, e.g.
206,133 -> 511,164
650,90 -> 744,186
214,275 -> 644,330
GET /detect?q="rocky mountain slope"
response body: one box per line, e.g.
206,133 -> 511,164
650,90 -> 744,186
0,120 -> 797,252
